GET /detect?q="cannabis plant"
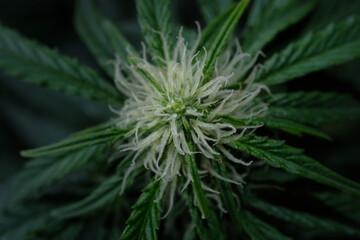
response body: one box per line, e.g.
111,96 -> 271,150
1,0 -> 360,239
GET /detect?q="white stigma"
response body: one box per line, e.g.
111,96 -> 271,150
111,27 -> 268,213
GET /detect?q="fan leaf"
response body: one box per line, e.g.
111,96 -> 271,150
21,126 -> 128,158
185,151 -> 210,219
183,187 -> 210,240
75,0 -> 137,77
196,0 -> 233,24
304,0 -> 360,33
13,144 -> 107,201
52,153 -> 143,218
240,210 -> 292,240
263,91 -> 360,126
248,194 -> 360,237
120,180 -> 162,240
199,2 -> 236,51
136,0 -> 172,65
0,23 -> 121,105
203,0 -> 250,81
221,116 -> 331,139
213,162 -> 242,228
228,135 -> 360,197
257,15 -> 360,85
184,143 -> 226,240
314,191 -> 360,224
248,168 -> 298,183
243,0 -> 316,53
260,117 -> 331,140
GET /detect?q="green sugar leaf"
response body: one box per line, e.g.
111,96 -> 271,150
136,0 -> 172,65
199,2 -> 236,51
185,151 -> 210,219
184,142 -> 226,240
202,0 -> 250,81
183,187 -> 210,240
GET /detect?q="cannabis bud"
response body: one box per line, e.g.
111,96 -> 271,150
111,27 -> 268,216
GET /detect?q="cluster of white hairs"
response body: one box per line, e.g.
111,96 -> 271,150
111,26 -> 268,217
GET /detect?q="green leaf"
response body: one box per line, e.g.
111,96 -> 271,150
244,0 -> 270,31
314,191 -> 360,224
136,0 -> 172,64
21,126 -> 128,158
196,0 -> 233,23
75,0 -> 136,77
183,183 -> 225,240
248,194 -> 360,237
304,0 -> 360,33
183,187 -> 210,240
185,151 -> 209,219
120,180 -> 162,240
0,23 -> 121,105
69,119 -> 117,138
240,210 -> 292,240
243,0 -> 316,53
184,143 -> 225,240
53,153 -> 142,218
257,15 -> 360,86
2,76 -> 108,134
13,144 -> 107,201
263,91 -> 360,125
199,2 -> 236,51
203,0 -> 250,81
213,162 -> 241,228
261,117 -> 331,140
221,115 -> 331,139
248,168 -> 298,183
228,135 -> 360,197
127,56 -> 163,93
52,176 -> 122,218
